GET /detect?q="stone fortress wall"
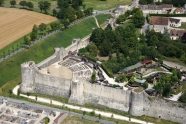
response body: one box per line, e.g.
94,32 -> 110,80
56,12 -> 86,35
20,35 -> 186,123
129,92 -> 186,123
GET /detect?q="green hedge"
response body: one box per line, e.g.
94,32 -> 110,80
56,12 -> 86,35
101,62 -> 113,77
86,55 -> 98,63
149,14 -> 186,17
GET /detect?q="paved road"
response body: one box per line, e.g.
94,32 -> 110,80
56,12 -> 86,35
163,60 -> 186,71
0,96 -> 115,124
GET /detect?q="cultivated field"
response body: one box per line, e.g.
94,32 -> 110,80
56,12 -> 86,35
0,7 -> 57,49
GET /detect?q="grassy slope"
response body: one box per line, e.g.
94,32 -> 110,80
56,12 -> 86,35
95,14 -> 113,25
0,17 -> 96,87
83,0 -> 131,10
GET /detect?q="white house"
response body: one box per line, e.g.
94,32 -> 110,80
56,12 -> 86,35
169,18 -> 182,27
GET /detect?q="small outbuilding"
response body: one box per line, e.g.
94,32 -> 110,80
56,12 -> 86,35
128,77 -> 146,87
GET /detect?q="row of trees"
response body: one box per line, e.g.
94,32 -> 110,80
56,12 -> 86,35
55,0 -> 93,25
38,1 -> 51,13
24,21 -> 61,45
19,1 -> 34,10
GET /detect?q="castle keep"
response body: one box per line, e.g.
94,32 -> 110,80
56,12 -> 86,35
20,38 -> 186,123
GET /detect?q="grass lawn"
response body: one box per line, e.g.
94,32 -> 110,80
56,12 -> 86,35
0,17 -> 96,88
156,67 -> 165,71
83,0 -> 131,10
95,14 -> 113,26
176,22 -> 186,30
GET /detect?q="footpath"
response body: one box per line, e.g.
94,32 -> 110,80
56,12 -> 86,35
13,85 -> 153,124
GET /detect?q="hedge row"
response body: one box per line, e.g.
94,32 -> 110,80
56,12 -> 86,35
86,55 -> 98,63
149,14 -> 186,17
101,62 -> 113,77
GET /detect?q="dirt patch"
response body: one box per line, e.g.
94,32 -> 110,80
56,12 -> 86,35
0,8 -> 57,49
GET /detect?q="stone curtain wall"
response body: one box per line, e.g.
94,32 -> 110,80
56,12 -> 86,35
34,70 -> 72,98
82,81 -> 131,112
129,92 -> 186,123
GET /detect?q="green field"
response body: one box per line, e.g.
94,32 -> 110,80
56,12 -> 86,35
0,17 -> 97,88
83,0 -> 131,10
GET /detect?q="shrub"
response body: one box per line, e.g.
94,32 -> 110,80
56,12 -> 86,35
101,62 -> 113,77
142,82 -> 148,89
89,111 -> 95,116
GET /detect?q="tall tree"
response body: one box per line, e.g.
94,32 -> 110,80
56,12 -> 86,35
90,28 -> 104,46
100,39 -> 112,56
38,1 -> 51,13
27,2 -> 34,10
87,42 -> 98,57
24,35 -> 31,45
0,0 -> 4,6
132,10 -> 145,28
39,23 -> 46,35
10,0 -> 16,7
53,9 -> 57,16
19,1 -> 27,8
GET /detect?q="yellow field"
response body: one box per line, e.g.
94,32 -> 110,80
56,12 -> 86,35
0,8 -> 57,49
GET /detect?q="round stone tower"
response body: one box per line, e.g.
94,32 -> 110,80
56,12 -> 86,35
20,61 -> 35,93
129,91 -> 145,116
